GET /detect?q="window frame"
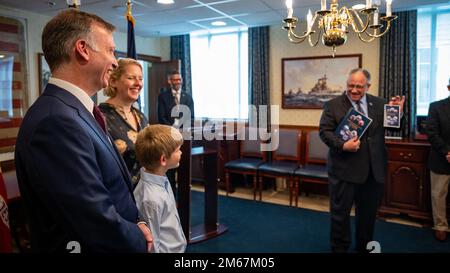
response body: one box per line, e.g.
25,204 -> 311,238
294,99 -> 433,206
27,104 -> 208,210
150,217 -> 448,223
416,7 -> 450,117
190,29 -> 249,121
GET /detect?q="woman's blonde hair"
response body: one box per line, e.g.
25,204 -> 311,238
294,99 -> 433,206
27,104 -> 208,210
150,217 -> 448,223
135,124 -> 183,170
103,58 -> 142,97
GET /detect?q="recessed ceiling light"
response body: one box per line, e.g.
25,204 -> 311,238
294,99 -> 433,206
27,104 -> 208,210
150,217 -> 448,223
352,4 -> 366,10
0,55 -> 4,58
157,0 -> 174,4
211,21 -> 226,26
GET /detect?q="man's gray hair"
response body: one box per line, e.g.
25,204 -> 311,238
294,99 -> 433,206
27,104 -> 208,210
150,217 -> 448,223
42,9 -> 115,72
349,68 -> 371,84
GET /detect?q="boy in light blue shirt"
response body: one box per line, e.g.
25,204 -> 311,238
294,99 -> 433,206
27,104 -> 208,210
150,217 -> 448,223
134,124 -> 186,253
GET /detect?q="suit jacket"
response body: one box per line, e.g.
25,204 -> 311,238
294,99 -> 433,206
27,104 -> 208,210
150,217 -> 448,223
15,84 -> 147,252
426,97 -> 450,174
319,93 -> 387,184
157,88 -> 195,126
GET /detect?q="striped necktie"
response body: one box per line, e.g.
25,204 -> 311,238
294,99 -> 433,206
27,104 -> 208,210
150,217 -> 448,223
173,90 -> 180,105
355,100 -> 365,115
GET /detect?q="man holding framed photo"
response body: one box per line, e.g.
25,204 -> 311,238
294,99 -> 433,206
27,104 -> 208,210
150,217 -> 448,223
319,68 -> 405,253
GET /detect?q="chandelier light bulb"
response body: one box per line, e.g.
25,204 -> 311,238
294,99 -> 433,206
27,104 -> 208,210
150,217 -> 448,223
386,0 -> 393,17
286,0 -> 293,18
321,0 -> 327,11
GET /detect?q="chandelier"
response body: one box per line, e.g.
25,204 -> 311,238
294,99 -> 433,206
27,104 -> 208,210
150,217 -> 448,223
283,0 -> 397,56
66,0 -> 80,9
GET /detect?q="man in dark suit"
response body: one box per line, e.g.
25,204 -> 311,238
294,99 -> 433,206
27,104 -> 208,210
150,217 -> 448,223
14,9 -> 152,252
158,70 -> 195,128
157,71 -> 195,194
319,68 -> 404,253
426,78 -> 450,242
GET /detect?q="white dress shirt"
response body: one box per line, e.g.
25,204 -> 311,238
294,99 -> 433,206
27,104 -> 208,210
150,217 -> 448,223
171,89 -> 181,127
48,77 -> 94,116
346,92 -> 368,116
133,168 -> 187,253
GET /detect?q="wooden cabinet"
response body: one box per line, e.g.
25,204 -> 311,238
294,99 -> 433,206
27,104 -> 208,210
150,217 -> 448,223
378,140 -> 432,224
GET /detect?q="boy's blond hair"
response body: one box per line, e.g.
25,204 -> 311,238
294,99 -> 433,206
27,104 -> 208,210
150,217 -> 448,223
135,124 -> 183,170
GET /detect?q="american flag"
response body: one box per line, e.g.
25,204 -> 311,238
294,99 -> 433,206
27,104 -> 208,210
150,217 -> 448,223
0,16 -> 26,153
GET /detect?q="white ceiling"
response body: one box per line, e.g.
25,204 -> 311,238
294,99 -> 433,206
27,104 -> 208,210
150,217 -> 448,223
0,0 -> 449,37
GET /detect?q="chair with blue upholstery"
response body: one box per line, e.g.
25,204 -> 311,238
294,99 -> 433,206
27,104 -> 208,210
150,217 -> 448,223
224,127 -> 266,200
293,130 -> 329,207
257,128 -> 302,205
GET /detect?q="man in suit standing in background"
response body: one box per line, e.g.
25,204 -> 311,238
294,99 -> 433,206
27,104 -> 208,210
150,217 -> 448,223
157,71 -> 195,195
15,9 -> 152,252
319,68 -> 404,253
426,78 -> 450,242
158,70 -> 195,128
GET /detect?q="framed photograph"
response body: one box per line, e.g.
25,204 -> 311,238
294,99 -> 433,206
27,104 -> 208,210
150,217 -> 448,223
282,54 -> 362,109
38,53 -> 51,95
384,104 -> 401,128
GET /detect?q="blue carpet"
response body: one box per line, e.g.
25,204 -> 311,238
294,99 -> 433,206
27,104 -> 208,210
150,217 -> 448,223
186,191 -> 450,253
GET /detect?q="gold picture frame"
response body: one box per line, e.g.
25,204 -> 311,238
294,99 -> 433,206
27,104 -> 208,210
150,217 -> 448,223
282,54 -> 362,109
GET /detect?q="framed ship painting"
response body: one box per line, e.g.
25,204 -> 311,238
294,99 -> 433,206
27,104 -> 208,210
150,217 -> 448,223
282,54 -> 362,109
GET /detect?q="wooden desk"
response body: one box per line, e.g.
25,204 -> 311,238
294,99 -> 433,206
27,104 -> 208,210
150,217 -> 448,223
178,139 -> 228,244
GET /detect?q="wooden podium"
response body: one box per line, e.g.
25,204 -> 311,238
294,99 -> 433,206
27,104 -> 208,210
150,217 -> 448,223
177,137 -> 228,244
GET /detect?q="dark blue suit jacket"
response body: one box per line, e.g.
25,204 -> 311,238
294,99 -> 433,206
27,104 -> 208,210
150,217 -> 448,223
426,97 -> 450,174
319,93 -> 388,184
15,84 -> 147,252
157,88 -> 195,126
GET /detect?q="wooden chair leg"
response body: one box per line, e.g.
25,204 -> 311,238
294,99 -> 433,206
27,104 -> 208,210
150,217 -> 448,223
295,177 -> 300,207
289,177 -> 293,206
253,175 -> 258,201
258,176 -> 263,201
225,171 -> 230,196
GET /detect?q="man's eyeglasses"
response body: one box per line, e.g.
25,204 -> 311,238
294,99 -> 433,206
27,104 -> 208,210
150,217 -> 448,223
347,84 -> 367,90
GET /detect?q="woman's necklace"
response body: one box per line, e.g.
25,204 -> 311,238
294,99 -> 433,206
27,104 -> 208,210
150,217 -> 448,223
114,105 -> 132,121
118,106 -> 139,131
122,109 -> 133,121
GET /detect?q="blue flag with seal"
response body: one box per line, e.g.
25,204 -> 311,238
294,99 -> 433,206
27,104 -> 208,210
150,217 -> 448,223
126,1 -> 140,105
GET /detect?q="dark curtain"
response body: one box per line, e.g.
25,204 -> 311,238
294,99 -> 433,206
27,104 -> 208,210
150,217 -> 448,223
170,34 -> 192,95
379,10 -> 417,138
248,26 -> 270,128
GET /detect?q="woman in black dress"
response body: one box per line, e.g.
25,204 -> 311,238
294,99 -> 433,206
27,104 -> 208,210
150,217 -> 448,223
99,58 -> 149,185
